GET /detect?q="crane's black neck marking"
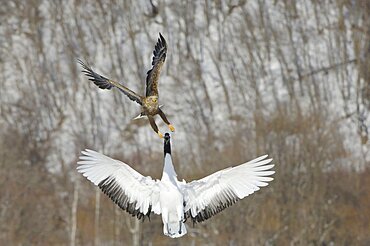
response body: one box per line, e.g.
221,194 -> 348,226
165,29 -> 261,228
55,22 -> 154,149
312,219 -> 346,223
164,133 -> 171,156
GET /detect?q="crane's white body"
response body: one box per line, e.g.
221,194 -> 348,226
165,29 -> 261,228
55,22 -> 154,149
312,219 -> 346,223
77,144 -> 274,238
158,154 -> 186,237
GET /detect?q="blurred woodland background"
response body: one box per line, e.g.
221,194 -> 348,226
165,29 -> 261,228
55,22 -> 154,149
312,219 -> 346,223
0,0 -> 369,245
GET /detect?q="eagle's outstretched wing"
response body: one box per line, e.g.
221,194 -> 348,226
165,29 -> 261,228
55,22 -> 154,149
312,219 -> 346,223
145,33 -> 167,97
78,59 -> 143,105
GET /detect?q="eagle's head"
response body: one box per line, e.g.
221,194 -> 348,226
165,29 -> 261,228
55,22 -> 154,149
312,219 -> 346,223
147,96 -> 158,103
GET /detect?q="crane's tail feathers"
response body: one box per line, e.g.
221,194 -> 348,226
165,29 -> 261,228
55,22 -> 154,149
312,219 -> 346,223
164,221 -> 187,238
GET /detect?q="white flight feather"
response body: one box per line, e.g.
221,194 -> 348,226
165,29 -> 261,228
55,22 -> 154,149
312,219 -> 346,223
180,155 -> 275,218
77,149 -> 161,215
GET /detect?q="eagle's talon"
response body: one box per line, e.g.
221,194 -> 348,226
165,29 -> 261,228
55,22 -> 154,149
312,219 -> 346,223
168,124 -> 175,132
158,132 -> 164,138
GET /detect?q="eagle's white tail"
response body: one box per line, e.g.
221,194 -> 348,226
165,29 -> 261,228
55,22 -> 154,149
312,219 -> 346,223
133,112 -> 145,120
163,221 -> 187,238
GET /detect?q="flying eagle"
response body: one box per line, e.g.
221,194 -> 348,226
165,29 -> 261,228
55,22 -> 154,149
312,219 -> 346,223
77,133 -> 275,238
78,33 -> 174,138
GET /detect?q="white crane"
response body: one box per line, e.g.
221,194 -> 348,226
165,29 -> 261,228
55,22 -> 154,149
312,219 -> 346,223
77,133 -> 275,238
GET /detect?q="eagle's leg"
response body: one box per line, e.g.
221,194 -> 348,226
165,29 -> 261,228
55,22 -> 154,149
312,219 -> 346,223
148,115 -> 163,138
158,109 -> 175,132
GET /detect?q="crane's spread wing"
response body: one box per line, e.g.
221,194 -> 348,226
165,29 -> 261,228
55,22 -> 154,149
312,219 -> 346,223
181,155 -> 274,223
145,33 -> 167,97
78,60 -> 143,105
77,149 -> 161,220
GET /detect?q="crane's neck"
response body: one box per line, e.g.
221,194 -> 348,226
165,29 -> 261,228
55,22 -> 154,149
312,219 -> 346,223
162,154 -> 177,181
161,135 -> 177,184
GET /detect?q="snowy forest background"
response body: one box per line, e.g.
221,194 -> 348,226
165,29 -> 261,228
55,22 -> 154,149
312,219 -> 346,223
1,0 -> 369,245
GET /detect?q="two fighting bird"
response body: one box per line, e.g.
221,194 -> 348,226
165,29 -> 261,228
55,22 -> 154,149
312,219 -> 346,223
78,133 -> 275,238
77,34 -> 275,238
78,33 -> 173,138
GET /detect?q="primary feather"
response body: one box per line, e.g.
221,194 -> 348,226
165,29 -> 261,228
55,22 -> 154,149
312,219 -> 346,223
78,59 -> 143,105
146,33 -> 167,97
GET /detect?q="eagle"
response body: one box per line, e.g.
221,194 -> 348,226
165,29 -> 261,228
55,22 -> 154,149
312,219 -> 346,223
78,33 -> 174,138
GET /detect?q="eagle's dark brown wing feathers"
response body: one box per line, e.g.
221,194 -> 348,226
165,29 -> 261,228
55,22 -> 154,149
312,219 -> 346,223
145,33 -> 167,97
78,59 -> 113,90
78,59 -> 143,105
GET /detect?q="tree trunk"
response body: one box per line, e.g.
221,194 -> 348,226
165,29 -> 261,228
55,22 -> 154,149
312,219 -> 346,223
126,218 -> 140,246
114,206 -> 121,245
70,180 -> 79,246
94,188 -> 100,246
